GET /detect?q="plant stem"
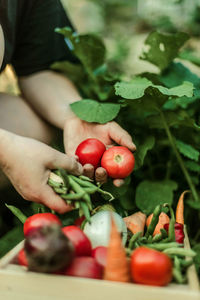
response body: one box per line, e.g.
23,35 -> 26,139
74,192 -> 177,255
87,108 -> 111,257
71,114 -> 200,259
160,111 -> 199,203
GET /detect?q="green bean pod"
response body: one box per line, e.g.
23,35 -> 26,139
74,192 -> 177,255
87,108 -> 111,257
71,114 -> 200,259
145,205 -> 162,238
128,231 -> 143,250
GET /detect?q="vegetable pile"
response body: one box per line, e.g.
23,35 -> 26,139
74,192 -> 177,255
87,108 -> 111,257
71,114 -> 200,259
16,190 -> 196,286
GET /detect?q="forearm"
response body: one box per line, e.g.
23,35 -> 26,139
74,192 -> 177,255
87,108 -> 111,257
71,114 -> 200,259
18,71 -> 81,129
0,128 -> 15,169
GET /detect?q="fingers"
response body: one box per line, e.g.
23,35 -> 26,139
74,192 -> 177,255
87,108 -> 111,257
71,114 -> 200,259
108,122 -> 136,152
48,150 -> 83,176
113,179 -> 124,187
95,167 -> 107,184
83,164 -> 94,179
40,185 -> 73,214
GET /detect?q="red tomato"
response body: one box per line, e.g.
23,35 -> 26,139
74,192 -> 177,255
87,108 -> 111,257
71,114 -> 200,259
18,248 -> 28,267
75,138 -> 106,169
62,226 -> 92,256
74,216 -> 85,228
92,246 -> 107,268
131,247 -> 173,286
23,213 -> 61,237
64,257 -> 102,279
101,146 -> 135,179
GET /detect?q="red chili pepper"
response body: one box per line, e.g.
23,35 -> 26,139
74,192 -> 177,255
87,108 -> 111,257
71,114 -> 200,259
164,223 -> 184,244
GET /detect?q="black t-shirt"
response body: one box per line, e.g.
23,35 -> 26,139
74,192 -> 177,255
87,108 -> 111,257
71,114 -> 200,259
0,0 -> 75,76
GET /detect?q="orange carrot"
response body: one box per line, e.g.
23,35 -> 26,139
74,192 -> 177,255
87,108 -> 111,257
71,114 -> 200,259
146,212 -> 170,236
103,215 -> 130,283
176,190 -> 189,225
123,212 -> 146,236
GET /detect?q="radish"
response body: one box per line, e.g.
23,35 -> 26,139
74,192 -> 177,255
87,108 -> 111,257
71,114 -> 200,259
83,211 -> 127,248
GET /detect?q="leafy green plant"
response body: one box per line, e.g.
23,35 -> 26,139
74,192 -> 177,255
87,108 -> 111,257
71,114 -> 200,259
52,29 -> 200,259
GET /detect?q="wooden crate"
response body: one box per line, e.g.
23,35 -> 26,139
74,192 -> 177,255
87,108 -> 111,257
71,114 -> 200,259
0,230 -> 199,300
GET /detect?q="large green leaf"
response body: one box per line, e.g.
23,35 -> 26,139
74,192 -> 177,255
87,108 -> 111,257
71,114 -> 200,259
115,77 -> 193,100
175,140 -> 200,162
70,99 -> 121,123
140,31 -> 189,71
134,136 -> 155,170
160,63 -> 200,110
55,27 -> 106,72
135,180 -> 178,215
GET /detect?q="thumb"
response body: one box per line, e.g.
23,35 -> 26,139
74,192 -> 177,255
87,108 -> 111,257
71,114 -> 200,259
47,150 -> 83,176
109,122 -> 136,152
39,185 -> 73,214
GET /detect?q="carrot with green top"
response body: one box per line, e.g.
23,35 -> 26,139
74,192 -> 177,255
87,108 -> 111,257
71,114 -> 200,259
103,215 -> 131,283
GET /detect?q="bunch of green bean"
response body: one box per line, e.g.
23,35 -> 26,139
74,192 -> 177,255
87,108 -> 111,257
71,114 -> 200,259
127,204 -> 196,284
48,168 -> 114,222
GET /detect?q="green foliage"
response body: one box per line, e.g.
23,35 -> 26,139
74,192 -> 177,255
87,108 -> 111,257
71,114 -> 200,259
70,99 -> 121,123
175,140 -> 200,161
135,180 -> 178,215
140,31 -> 189,71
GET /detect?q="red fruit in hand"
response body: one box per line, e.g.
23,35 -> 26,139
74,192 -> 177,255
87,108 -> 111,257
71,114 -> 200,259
92,246 -> 107,268
75,138 -> 106,169
24,213 -> 61,237
101,146 -> 135,179
131,247 -> 173,286
64,257 -> 102,279
62,225 -> 92,256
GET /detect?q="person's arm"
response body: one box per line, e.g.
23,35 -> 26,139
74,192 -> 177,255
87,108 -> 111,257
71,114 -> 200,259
18,70 -> 81,129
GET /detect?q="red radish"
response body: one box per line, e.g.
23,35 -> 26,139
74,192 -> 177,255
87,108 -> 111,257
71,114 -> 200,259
24,213 -> 61,236
62,226 -> 92,256
101,146 -> 135,179
74,216 -> 85,227
75,138 -> 106,169
25,224 -> 74,273
92,246 -> 107,268
18,248 -> 28,267
64,257 -> 102,279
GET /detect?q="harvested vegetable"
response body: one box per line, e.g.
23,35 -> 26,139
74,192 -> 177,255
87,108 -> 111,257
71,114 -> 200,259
62,225 -> 92,256
101,146 -> 135,179
23,213 -> 61,237
75,138 -> 106,169
123,211 -> 146,235
64,257 -> 103,279
83,211 -> 127,248
103,217 -> 130,283
24,224 -> 74,273
48,169 -> 114,222
146,212 -> 170,236
131,247 -> 173,286
176,190 -> 189,225
164,223 -> 184,244
92,246 -> 107,268
18,248 -> 28,267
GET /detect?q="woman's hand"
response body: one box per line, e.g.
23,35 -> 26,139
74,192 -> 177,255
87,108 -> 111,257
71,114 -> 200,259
64,116 -> 136,186
0,130 -> 83,213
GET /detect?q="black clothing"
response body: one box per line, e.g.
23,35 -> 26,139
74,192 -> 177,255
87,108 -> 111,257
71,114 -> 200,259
0,0 -> 75,76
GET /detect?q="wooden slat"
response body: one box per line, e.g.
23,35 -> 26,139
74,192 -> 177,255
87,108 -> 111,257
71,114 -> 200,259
184,226 -> 199,291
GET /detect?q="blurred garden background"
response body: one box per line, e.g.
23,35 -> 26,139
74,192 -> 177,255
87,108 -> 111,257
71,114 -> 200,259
1,0 -> 200,262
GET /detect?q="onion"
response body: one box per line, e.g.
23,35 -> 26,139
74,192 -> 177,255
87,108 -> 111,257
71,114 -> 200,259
83,211 -> 127,248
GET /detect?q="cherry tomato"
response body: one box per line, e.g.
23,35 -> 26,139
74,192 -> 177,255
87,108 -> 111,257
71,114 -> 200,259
92,246 -> 107,268
64,257 -> 102,279
18,248 -> 28,267
23,213 -> 61,237
74,216 -> 86,228
62,225 -> 92,256
101,146 -> 135,179
131,247 -> 173,286
75,138 -> 106,169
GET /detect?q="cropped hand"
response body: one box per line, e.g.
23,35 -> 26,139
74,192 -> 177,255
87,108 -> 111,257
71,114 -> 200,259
64,116 -> 136,186
0,132 -> 83,213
